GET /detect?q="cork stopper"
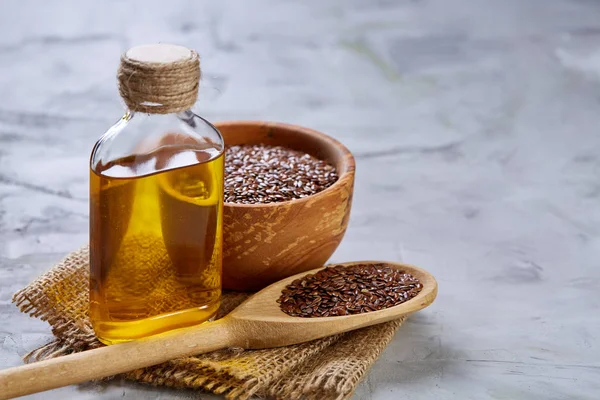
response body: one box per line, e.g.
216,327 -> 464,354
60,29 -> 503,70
117,44 -> 201,114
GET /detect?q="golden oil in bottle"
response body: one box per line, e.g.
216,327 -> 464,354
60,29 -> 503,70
89,44 -> 224,344
90,142 -> 223,344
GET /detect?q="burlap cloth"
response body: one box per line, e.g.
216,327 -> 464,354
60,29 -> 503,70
13,246 -> 405,400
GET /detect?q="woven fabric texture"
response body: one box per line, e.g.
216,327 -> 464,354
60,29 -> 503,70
13,246 -> 404,400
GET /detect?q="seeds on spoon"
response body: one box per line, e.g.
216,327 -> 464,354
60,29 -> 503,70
277,263 -> 423,317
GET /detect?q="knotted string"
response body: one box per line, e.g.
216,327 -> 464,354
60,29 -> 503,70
117,48 -> 200,114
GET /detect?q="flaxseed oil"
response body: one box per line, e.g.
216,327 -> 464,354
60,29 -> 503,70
90,143 -> 223,344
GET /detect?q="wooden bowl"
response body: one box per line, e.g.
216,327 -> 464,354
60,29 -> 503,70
215,121 -> 355,291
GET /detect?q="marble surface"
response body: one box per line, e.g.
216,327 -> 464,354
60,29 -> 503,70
1,0 -> 600,399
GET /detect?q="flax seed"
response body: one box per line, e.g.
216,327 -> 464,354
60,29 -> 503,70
278,263 -> 423,318
225,144 -> 338,204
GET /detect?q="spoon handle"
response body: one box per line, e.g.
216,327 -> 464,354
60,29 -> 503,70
0,319 -> 234,399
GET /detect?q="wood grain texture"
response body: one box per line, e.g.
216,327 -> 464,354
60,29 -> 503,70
216,121 -> 355,290
0,261 -> 436,399
225,261 -> 437,349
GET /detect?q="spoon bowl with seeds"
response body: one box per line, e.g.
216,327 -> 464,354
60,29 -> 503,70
0,261 -> 437,400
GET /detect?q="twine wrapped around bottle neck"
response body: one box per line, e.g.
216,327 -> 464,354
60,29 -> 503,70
117,45 -> 200,114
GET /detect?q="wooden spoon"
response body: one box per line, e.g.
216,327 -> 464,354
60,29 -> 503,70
0,261 -> 437,399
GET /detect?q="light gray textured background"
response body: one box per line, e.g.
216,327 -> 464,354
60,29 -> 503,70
1,0 -> 599,399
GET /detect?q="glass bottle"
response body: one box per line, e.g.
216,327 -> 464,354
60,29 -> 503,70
89,44 -> 224,344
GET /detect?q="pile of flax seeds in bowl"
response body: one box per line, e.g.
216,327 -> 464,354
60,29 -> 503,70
224,144 -> 338,204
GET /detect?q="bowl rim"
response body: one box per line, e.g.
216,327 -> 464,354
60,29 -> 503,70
214,120 -> 355,209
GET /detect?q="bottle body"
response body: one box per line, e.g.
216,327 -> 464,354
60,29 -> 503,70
89,111 -> 223,344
